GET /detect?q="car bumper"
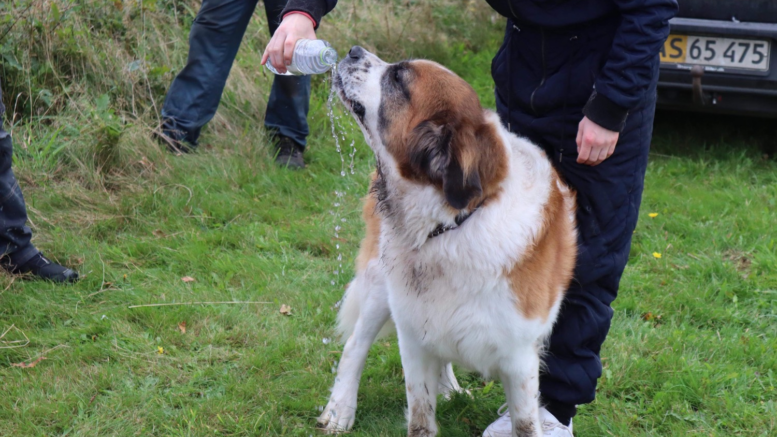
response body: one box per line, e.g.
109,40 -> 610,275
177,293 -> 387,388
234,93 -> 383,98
657,17 -> 777,117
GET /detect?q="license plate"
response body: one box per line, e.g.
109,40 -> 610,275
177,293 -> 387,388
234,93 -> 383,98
661,34 -> 770,72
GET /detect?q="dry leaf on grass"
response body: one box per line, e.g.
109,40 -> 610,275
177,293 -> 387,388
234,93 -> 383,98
152,229 -> 166,238
641,312 -> 662,322
178,322 -> 186,334
280,304 -> 292,316
181,276 -> 195,283
11,356 -> 46,368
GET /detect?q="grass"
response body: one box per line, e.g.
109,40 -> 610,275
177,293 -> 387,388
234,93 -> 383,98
1,1 -> 776,435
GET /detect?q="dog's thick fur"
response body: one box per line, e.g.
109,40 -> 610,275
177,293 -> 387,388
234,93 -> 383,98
319,47 -> 577,437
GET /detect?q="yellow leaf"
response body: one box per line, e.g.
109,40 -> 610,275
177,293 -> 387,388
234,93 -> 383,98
280,304 -> 292,316
653,252 -> 662,259
178,322 -> 186,334
157,346 -> 164,354
649,213 -> 658,218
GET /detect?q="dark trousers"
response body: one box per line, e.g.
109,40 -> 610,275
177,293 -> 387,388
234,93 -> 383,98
493,19 -> 655,409
0,82 -> 39,265
161,0 -> 311,147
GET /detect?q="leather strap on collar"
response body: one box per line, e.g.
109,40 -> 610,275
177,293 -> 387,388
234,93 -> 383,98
427,201 -> 485,239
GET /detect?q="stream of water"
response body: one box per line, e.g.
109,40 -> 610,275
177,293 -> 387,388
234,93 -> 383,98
325,67 -> 359,291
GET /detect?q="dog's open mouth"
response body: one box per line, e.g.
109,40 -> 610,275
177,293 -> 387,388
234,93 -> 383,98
333,71 -> 366,123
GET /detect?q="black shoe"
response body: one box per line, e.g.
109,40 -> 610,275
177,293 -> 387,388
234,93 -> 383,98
273,136 -> 306,169
154,130 -> 195,154
3,253 -> 79,283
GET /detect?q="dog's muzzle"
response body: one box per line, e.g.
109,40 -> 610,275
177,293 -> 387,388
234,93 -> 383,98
334,46 -> 370,121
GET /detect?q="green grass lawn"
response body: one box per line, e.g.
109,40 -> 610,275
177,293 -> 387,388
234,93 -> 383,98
1,2 -> 776,436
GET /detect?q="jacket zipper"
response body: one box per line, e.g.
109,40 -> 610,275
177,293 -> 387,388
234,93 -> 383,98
529,28 -> 547,115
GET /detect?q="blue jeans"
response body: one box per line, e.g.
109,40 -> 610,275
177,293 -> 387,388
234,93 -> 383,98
0,81 -> 40,266
161,0 -> 311,148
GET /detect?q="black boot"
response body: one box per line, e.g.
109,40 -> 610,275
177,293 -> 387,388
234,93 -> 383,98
154,129 -> 196,154
273,136 -> 306,169
3,253 -> 79,283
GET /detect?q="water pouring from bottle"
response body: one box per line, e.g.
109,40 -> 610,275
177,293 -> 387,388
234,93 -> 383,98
266,38 -> 361,292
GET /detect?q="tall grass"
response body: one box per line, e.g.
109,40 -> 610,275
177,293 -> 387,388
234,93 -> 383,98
1,0 -> 501,185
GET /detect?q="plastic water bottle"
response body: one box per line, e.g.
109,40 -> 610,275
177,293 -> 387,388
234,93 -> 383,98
265,39 -> 338,76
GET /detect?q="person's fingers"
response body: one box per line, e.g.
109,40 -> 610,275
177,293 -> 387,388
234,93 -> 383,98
590,144 -> 610,166
577,139 -> 592,164
261,48 -> 269,65
576,121 -> 584,150
606,141 -> 617,159
269,32 -> 287,73
585,145 -> 602,166
283,37 -> 296,66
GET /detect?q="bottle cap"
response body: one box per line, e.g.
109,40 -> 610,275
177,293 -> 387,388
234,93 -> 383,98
321,48 -> 338,66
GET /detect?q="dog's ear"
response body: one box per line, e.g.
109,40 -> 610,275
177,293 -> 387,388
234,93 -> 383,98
443,149 -> 482,210
408,118 -> 482,210
444,126 -> 482,210
407,119 -> 452,180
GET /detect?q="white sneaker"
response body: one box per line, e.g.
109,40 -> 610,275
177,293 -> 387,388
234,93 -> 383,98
482,405 -> 573,437
540,407 -> 573,436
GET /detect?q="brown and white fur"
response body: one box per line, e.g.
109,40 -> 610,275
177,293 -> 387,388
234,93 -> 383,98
319,46 -> 577,437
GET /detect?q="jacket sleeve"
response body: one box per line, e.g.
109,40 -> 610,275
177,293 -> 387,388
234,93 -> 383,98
583,0 -> 678,131
281,0 -> 339,30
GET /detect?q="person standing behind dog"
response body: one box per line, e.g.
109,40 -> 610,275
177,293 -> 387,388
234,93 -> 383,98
264,1 -> 678,436
157,0 -> 316,169
0,80 -> 79,283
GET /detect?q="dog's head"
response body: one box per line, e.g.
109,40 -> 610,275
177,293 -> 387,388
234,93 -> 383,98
334,46 -> 506,211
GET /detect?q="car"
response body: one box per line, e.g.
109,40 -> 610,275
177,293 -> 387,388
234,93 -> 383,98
657,1 -> 777,118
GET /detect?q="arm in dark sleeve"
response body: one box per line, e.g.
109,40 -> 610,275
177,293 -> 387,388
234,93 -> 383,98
282,0 -> 338,29
583,0 -> 678,131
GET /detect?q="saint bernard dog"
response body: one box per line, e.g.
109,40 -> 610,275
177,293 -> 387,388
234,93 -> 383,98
320,46 -> 578,437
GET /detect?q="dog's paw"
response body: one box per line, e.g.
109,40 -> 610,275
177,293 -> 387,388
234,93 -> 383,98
317,401 -> 356,434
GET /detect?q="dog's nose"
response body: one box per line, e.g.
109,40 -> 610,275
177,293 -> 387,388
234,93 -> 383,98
348,46 -> 365,60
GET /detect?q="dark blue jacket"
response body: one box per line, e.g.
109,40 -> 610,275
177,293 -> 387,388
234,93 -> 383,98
283,0 -> 678,131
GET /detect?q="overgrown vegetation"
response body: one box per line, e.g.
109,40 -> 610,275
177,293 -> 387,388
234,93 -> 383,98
1,1 -> 775,435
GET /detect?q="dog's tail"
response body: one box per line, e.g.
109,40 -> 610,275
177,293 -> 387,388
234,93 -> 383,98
335,280 -> 362,340
336,275 -> 395,342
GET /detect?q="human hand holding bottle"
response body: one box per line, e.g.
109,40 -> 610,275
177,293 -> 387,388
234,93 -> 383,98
262,13 -> 317,74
